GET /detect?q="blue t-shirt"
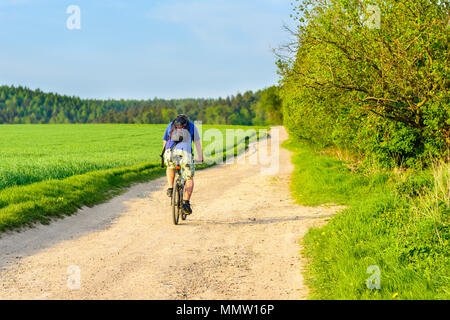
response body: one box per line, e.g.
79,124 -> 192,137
163,121 -> 200,153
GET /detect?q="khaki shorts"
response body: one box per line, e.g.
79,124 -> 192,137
164,149 -> 195,180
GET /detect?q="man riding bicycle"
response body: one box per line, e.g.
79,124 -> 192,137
162,114 -> 203,215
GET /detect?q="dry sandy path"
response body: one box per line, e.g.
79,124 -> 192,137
0,126 -> 339,299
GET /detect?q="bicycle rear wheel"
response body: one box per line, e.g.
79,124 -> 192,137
172,184 -> 180,225
180,185 -> 187,220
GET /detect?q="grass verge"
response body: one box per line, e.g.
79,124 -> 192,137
283,139 -> 449,300
0,130 -> 266,233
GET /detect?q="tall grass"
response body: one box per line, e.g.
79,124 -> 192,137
283,139 -> 449,300
410,161 -> 449,247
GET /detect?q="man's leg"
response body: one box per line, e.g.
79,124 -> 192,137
166,168 -> 175,197
184,179 -> 194,201
182,178 -> 194,214
166,168 -> 175,187
181,151 -> 195,214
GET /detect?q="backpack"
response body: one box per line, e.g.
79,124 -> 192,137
168,119 -> 193,144
160,118 -> 196,168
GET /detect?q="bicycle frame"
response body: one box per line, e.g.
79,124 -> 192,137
173,154 -> 185,186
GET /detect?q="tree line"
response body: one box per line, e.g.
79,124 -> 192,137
279,0 -> 448,168
0,85 -> 283,126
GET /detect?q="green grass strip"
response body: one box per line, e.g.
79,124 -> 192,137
283,139 -> 449,300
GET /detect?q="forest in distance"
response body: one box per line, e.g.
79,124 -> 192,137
0,85 -> 283,126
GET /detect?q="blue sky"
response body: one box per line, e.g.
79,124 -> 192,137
0,0 -> 293,99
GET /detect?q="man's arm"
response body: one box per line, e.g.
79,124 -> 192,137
160,140 -> 168,168
192,123 -> 203,162
194,140 -> 203,162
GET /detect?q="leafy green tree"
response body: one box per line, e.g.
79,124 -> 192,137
279,0 -> 449,167
259,86 -> 283,124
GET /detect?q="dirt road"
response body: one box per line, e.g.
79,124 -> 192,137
0,127 -> 339,299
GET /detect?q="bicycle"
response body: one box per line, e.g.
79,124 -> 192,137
170,155 -> 202,225
171,154 -> 185,225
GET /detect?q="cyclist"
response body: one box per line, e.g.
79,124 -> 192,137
162,114 -> 203,215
